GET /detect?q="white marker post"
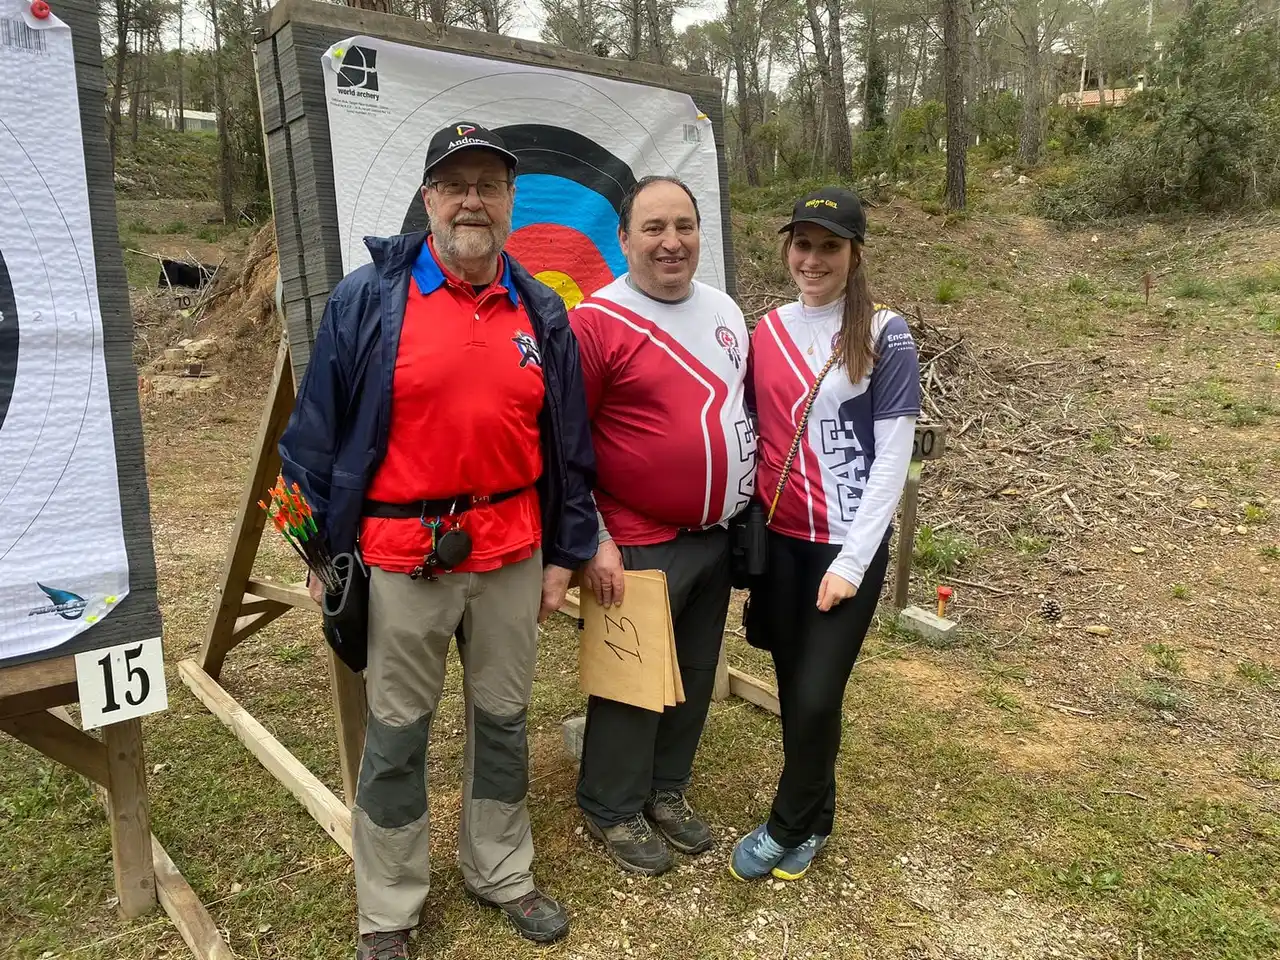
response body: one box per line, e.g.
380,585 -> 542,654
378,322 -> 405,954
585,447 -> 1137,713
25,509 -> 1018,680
896,423 -> 959,643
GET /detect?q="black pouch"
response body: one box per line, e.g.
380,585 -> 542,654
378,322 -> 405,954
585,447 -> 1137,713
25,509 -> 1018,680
728,501 -> 769,589
741,588 -> 772,652
322,551 -> 370,674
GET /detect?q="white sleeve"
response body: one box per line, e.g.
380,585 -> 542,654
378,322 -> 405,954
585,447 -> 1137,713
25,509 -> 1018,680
826,415 -> 916,588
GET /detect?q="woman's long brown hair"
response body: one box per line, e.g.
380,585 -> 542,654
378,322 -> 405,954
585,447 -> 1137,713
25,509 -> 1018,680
783,236 -> 878,384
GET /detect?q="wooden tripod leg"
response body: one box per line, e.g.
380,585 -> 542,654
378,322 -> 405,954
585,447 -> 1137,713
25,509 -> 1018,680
893,460 -> 923,611
200,337 -> 295,679
327,648 -> 367,807
103,718 -> 157,918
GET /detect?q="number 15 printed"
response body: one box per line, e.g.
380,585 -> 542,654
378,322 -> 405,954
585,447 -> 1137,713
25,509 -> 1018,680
74,637 -> 169,730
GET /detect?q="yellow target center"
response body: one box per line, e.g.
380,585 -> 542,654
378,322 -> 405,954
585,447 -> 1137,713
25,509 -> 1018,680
535,270 -> 585,309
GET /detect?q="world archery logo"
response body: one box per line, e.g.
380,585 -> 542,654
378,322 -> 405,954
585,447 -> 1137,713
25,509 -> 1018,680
29,583 -> 87,620
512,331 -> 542,368
714,324 -> 742,369
335,45 -> 379,97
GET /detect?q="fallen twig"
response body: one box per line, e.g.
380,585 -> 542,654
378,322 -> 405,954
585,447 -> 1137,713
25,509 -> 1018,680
1050,703 -> 1097,717
942,575 -> 1014,597
1101,789 -> 1149,801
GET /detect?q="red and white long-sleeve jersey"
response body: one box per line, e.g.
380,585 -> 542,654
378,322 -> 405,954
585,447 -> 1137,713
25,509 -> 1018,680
570,276 -> 757,546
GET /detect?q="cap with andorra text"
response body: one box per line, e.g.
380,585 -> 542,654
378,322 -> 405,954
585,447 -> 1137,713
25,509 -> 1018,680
778,186 -> 866,243
422,122 -> 519,179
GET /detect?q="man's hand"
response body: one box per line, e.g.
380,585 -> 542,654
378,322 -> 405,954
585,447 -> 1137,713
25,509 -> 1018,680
582,538 -> 625,608
308,573 -> 325,606
539,564 -> 575,623
816,572 -> 856,612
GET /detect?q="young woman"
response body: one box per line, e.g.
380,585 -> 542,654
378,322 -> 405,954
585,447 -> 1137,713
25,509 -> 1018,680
730,187 -> 921,882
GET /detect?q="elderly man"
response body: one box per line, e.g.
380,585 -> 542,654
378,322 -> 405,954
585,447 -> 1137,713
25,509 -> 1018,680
568,176 -> 755,875
279,122 -> 597,959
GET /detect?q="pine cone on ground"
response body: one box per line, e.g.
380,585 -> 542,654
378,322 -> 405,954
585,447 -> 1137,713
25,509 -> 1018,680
1039,597 -> 1063,622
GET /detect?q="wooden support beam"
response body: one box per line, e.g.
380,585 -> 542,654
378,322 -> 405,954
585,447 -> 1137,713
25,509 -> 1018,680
230,604 -> 293,647
153,836 -> 235,960
103,718 -> 157,918
893,460 -> 923,611
727,668 -> 780,716
326,648 -> 367,807
178,659 -> 352,856
199,337 -> 295,679
245,578 -> 315,609
712,643 -> 732,701
0,709 -> 111,786
0,655 -> 77,719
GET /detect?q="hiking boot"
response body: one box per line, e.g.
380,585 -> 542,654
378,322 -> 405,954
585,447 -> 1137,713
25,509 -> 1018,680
771,834 -> 828,880
729,823 -> 788,881
586,813 -> 674,875
356,929 -> 412,960
644,789 -> 713,855
469,887 -> 570,944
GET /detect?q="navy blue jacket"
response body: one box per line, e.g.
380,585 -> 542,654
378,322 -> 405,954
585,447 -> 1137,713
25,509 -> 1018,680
277,231 -> 599,571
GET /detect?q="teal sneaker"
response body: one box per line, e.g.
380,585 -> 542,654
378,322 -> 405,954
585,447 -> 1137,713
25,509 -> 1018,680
771,834 -> 828,880
729,824 -> 788,881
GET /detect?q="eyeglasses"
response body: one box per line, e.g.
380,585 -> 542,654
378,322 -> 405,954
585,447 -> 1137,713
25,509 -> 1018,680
428,179 -> 513,200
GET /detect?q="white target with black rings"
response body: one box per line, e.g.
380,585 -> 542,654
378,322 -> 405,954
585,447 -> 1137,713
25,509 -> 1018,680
0,0 -> 130,659
321,36 -> 726,308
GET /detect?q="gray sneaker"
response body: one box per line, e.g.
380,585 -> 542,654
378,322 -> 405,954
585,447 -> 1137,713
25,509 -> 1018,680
645,789 -> 714,855
356,929 -> 412,960
586,813 -> 674,875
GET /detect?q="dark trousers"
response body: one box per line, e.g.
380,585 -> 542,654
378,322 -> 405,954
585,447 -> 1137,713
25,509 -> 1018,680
747,531 -> 890,848
576,526 -> 732,827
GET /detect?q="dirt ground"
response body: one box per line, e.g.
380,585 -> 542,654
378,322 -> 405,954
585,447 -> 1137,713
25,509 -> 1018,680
1,195 -> 1276,960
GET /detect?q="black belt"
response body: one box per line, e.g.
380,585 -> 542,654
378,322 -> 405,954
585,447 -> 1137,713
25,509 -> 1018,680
363,487 -> 528,520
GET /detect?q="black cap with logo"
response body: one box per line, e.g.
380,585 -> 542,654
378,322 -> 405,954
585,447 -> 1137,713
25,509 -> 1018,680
778,186 -> 867,243
422,122 -> 519,180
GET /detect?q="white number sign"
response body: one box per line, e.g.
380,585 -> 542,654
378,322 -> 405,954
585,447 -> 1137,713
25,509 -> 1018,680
74,636 -> 168,730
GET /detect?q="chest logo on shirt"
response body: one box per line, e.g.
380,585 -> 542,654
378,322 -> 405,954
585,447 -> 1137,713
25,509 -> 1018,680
714,324 -> 742,369
511,330 -> 542,368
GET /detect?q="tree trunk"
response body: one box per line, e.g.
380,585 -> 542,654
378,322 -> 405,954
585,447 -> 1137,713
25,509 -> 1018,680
943,0 -> 966,209
906,22 -> 925,109
726,0 -> 760,185
1017,39 -> 1042,165
427,0 -> 447,22
208,0 -> 235,223
177,3 -> 185,132
627,0 -> 641,59
110,0 -> 129,158
129,24 -> 142,143
803,0 -> 833,163
643,0 -> 666,63
1096,64 -> 1106,108
826,0 -> 853,173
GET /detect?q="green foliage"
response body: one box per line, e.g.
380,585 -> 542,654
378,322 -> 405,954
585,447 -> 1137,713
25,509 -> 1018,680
913,525 -> 973,575
935,277 -> 961,303
1068,274 -> 1097,296
1175,277 -> 1218,300
971,91 -> 1023,158
1038,0 -> 1280,221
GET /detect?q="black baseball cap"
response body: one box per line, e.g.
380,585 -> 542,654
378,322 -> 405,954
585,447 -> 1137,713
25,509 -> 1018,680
778,186 -> 866,242
422,121 -> 518,180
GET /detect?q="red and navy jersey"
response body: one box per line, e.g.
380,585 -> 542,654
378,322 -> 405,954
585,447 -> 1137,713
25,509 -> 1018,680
751,300 -> 920,544
359,238 -> 544,572
570,277 -> 756,546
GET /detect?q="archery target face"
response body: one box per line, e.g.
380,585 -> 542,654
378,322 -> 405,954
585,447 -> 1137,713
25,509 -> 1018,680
0,0 -> 130,661
322,37 -> 726,305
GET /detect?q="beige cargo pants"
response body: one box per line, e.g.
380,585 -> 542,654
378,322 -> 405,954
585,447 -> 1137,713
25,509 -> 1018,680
354,551 -> 542,935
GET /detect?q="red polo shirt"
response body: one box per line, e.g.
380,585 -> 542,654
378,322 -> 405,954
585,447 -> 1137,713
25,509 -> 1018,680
358,238 -> 544,574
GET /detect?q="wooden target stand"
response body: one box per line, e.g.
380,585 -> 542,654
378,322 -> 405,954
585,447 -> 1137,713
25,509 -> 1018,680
1,661 -> 232,958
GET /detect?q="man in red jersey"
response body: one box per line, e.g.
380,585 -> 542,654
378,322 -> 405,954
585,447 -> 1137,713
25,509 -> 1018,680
569,176 -> 756,875
279,122 -> 597,959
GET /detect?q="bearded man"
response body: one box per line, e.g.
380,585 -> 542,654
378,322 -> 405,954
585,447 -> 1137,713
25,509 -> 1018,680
278,121 -> 598,960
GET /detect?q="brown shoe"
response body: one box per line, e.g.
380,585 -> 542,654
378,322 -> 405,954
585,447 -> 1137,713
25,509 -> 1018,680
356,929 -> 412,960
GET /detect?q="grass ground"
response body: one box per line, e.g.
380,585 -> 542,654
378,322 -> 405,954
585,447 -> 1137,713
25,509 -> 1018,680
1,167 -> 1277,959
